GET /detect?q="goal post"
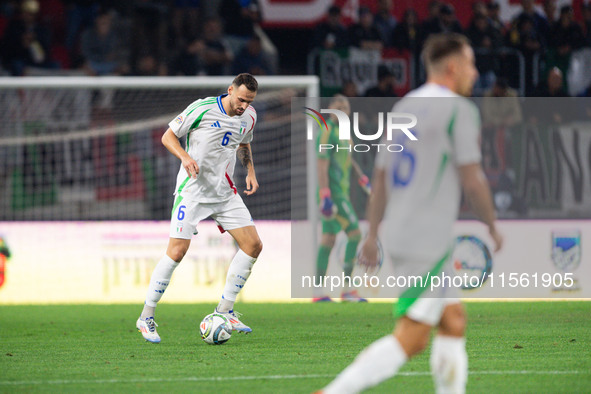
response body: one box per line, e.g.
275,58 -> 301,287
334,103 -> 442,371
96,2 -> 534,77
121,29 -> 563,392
0,75 -> 319,223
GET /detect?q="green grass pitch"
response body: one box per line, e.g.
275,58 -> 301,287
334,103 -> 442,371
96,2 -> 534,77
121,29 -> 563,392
1,302 -> 590,393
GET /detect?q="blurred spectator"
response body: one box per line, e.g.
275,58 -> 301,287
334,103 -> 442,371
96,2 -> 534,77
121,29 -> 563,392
467,13 -> 503,50
130,1 -> 168,77
169,36 -> 204,76
80,9 -> 128,75
508,14 -> 542,55
348,7 -> 383,51
437,4 -> 463,34
201,18 -> 233,75
468,13 -> 503,95
364,65 -> 396,97
421,0 -> 442,40
472,1 -> 487,18
536,0 -> 556,47
374,0 -> 397,47
340,81 -> 359,98
171,0 -> 201,50
529,68 -> 570,125
1,0 -> 58,75
135,53 -> 165,76
507,14 -> 542,96
422,2 -> 463,42
583,3 -> 591,47
482,78 -> 522,128
549,5 -> 585,56
63,0 -> 99,56
534,67 -> 568,97
512,0 -> 547,46
219,0 -> 260,40
312,5 -> 348,50
487,2 -> 507,37
232,35 -> 273,75
391,9 -> 420,53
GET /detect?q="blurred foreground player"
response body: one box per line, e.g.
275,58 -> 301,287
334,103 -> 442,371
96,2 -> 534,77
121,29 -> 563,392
321,34 -> 503,393
137,73 -> 262,343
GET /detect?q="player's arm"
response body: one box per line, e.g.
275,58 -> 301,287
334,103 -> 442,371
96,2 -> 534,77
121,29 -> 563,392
161,128 -> 199,179
366,167 -> 386,241
358,167 -> 386,272
317,157 -> 335,218
351,158 -> 371,195
459,163 -> 503,252
237,143 -> 258,195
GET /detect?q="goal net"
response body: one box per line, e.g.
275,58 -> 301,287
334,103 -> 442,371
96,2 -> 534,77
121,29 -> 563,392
0,76 -> 318,221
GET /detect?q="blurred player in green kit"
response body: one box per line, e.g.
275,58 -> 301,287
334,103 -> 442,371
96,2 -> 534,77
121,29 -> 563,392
314,94 -> 371,302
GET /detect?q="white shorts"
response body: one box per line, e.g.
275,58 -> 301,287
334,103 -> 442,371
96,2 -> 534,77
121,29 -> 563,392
393,250 -> 460,326
169,194 -> 254,239
405,297 -> 460,326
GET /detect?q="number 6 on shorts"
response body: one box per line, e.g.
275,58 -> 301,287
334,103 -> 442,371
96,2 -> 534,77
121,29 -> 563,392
177,205 -> 186,221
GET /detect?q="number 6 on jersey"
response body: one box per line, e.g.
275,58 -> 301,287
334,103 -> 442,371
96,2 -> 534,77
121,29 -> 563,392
221,132 -> 232,146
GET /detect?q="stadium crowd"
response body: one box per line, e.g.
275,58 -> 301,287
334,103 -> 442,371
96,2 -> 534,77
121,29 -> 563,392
1,0 -> 591,97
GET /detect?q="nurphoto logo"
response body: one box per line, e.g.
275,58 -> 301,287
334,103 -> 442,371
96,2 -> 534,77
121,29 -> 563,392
304,107 -> 418,153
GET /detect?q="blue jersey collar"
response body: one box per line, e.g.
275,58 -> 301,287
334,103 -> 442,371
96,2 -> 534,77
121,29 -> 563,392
217,94 -> 228,115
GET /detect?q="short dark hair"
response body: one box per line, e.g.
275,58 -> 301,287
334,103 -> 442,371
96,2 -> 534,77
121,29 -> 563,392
233,73 -> 258,92
421,33 -> 470,69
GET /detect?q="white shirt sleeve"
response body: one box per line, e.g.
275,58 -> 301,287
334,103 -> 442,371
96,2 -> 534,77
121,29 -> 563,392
169,99 -> 207,138
453,100 -> 482,166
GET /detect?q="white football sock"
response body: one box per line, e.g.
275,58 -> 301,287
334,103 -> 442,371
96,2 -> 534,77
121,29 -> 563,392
141,255 -> 179,318
217,249 -> 256,312
323,335 -> 408,394
430,335 -> 468,394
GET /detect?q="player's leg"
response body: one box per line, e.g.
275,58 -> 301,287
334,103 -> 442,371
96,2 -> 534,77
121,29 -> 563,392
141,237 -> 191,319
430,302 -> 467,394
211,195 -> 261,332
214,225 -> 261,332
321,253 -> 450,393
340,228 -> 365,301
137,197 -> 204,342
337,199 -> 365,302
314,221 -> 337,302
322,314 -> 432,394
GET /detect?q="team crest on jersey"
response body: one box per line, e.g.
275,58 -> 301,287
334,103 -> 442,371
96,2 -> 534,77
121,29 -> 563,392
175,115 -> 184,125
240,121 -> 248,134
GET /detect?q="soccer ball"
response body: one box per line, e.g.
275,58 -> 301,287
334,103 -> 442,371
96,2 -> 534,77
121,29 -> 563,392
200,313 -> 232,345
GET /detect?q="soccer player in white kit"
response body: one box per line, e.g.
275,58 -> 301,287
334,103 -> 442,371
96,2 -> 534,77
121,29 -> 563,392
137,73 -> 263,343
321,34 -> 503,393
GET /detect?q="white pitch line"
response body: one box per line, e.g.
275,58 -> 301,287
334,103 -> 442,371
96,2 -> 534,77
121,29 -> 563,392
0,371 -> 584,386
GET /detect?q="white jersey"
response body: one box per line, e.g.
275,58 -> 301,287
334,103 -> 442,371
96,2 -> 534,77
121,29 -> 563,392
375,83 -> 481,261
168,94 -> 257,203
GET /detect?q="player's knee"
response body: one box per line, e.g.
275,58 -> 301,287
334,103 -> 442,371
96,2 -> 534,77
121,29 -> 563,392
167,242 -> 189,262
347,229 -> 362,242
416,334 -> 431,354
321,234 -> 336,248
244,237 -> 262,258
252,238 -> 263,258
395,331 -> 430,357
439,305 -> 466,337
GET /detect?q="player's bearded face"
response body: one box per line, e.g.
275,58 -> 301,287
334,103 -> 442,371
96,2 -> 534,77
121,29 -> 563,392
229,84 -> 257,116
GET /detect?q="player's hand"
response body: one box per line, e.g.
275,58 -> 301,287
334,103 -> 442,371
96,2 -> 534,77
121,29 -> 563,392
489,225 -> 503,252
358,174 -> 372,195
358,236 -> 380,274
244,173 -> 259,195
319,187 -> 335,218
182,157 -> 199,179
